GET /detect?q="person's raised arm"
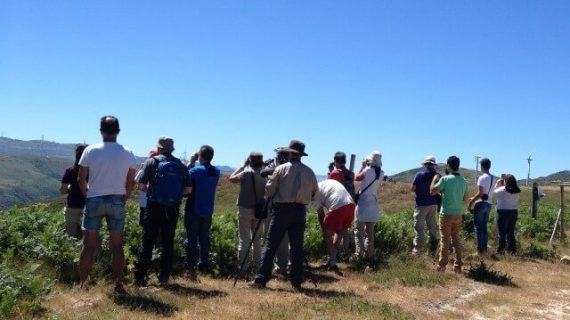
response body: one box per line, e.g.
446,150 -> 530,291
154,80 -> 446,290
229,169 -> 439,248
430,175 -> 441,196
355,161 -> 367,181
78,166 -> 89,196
265,166 -> 281,197
229,158 -> 249,183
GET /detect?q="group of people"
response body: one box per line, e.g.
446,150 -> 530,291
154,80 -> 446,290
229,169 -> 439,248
60,115 -> 522,293
411,156 -> 521,273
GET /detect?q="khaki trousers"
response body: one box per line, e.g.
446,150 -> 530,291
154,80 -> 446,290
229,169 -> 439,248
64,207 -> 83,239
438,215 -> 462,269
237,206 -> 263,273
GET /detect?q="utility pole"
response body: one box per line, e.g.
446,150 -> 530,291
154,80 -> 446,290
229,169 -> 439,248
526,155 -> 533,187
475,155 -> 482,183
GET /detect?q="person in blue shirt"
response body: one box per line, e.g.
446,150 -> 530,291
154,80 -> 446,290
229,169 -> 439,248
411,156 -> 441,254
184,145 -> 220,281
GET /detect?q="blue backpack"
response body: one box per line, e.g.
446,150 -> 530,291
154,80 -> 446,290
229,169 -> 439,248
148,157 -> 185,206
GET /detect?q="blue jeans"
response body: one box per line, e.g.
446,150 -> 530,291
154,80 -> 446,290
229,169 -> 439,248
473,202 -> 491,252
497,209 -> 518,254
82,195 -> 126,231
255,203 -> 306,286
184,212 -> 212,271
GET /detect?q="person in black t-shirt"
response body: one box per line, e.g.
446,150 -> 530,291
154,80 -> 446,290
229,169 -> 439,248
60,144 -> 88,239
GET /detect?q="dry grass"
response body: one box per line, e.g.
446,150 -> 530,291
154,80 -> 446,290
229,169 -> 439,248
41,181 -> 570,320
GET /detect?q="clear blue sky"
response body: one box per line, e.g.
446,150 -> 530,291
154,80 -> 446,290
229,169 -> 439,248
1,1 -> 569,178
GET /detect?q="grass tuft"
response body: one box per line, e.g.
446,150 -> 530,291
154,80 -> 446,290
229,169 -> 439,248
368,255 -> 451,288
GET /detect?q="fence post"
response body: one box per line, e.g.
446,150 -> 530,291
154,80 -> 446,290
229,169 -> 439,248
561,185 -> 565,240
349,154 -> 356,172
532,182 -> 538,219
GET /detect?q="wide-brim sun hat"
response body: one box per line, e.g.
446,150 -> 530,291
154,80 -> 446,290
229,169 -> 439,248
282,140 -> 308,156
156,136 -> 175,152
422,156 -> 437,166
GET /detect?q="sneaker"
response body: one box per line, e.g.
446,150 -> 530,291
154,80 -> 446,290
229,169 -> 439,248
248,281 -> 266,289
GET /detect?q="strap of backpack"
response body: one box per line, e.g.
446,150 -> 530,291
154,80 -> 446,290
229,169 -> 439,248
250,170 -> 258,204
487,175 -> 494,195
360,167 -> 381,195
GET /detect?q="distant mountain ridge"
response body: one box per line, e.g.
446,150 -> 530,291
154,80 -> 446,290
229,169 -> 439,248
0,137 -> 238,209
390,164 -> 479,184
530,170 -> 570,183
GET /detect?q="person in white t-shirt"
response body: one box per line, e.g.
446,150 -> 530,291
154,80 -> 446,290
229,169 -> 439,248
313,179 -> 355,272
354,151 -> 384,258
468,158 -> 495,257
77,116 -> 137,294
493,174 -> 521,254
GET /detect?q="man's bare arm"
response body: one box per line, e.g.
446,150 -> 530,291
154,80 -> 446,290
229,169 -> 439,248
125,168 -> 136,200
468,185 -> 485,208
78,166 -> 89,196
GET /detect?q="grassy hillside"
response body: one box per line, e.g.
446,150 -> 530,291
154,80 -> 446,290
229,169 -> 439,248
532,170 -> 570,183
0,155 -> 70,209
1,177 -> 568,319
390,164 -> 479,184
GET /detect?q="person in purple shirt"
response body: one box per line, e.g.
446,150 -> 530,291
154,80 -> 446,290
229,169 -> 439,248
411,156 -> 441,254
60,144 -> 88,239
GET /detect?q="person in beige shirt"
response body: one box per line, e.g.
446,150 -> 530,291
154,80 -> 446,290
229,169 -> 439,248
251,140 -> 318,290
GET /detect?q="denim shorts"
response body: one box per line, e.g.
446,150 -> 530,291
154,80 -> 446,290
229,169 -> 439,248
82,195 -> 126,232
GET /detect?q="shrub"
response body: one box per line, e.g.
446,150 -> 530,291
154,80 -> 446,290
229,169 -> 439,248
0,251 -> 53,318
519,240 -> 558,261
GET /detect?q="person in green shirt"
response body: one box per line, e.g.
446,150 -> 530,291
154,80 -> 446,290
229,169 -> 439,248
431,156 -> 468,273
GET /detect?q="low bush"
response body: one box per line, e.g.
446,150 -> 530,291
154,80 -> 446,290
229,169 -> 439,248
519,240 -> 558,261
0,250 -> 53,318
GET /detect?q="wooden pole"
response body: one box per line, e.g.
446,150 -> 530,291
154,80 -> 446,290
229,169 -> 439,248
532,183 -> 538,219
550,209 -> 562,245
349,154 -> 356,172
560,185 -> 565,240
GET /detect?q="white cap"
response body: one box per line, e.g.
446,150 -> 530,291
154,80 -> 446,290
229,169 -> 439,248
422,156 -> 437,166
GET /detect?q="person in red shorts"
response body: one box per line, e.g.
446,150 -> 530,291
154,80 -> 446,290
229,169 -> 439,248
314,178 -> 355,273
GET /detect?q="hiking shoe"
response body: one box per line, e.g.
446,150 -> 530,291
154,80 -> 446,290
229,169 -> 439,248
436,265 -> 446,272
454,266 -> 462,274
248,281 -> 266,289
329,264 -> 343,276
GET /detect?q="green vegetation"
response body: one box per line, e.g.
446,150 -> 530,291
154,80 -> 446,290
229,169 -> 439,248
0,155 -> 69,209
0,179 -> 566,318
